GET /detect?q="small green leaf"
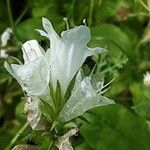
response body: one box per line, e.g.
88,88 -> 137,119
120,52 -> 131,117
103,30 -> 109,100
54,80 -> 62,112
40,100 -> 54,122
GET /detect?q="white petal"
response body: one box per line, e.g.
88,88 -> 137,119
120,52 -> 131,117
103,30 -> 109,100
36,29 -> 48,38
42,17 -> 61,49
61,25 -> 91,44
39,19 -> 107,94
5,58 -> 49,97
4,61 -> 23,86
22,40 -> 45,64
80,77 -> 96,98
85,46 -> 107,56
58,77 -> 114,122
52,25 -> 106,93
49,26 -> 89,93
72,70 -> 82,92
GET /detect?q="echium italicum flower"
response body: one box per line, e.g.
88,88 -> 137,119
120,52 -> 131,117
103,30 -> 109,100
4,18 -> 114,149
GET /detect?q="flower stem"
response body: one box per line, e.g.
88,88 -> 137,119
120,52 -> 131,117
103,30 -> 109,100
71,0 -> 76,25
7,0 -> 20,46
15,6 -> 28,25
138,0 -> 150,12
88,0 -> 95,27
5,122 -> 29,150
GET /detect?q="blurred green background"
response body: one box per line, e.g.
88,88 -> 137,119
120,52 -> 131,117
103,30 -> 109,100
0,0 -> 150,149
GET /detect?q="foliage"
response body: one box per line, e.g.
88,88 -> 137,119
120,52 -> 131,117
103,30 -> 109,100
0,0 -> 150,149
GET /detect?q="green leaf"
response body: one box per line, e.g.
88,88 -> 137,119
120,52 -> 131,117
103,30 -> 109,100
90,24 -> 134,61
80,104 -> 150,150
40,100 -> 54,122
64,74 -> 76,104
134,102 -> 150,121
141,22 -> 150,44
54,80 -> 62,112
16,18 -> 42,42
29,131 -> 53,150
130,82 -> 150,105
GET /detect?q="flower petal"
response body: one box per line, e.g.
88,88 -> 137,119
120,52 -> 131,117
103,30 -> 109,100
58,77 -> 115,122
40,19 -> 107,95
22,40 -> 45,64
85,46 -> 107,56
42,18 -> 61,49
5,58 -> 49,97
4,61 -> 23,86
36,29 -> 48,38
50,45 -> 106,94
61,25 -> 91,44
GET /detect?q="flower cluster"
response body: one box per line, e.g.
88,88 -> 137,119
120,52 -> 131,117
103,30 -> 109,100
4,18 -> 114,129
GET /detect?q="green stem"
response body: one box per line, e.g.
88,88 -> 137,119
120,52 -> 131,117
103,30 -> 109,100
138,0 -> 150,12
15,6 -> 28,25
88,0 -> 95,27
100,64 -> 118,74
7,0 -> 19,45
71,0 -> 76,25
5,122 -> 29,150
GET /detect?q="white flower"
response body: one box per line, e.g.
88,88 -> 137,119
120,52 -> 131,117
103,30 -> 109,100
22,40 -> 45,64
4,18 -> 110,125
37,18 -> 106,93
58,73 -> 114,122
0,49 -> 9,59
143,72 -> 150,86
1,28 -> 12,47
4,40 -> 50,100
4,39 -> 52,129
5,18 -> 106,96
